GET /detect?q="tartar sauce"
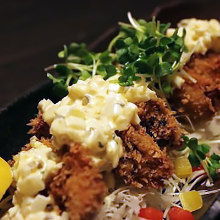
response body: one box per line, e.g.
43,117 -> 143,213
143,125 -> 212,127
39,75 -> 156,170
2,137 -> 66,220
167,18 -> 220,54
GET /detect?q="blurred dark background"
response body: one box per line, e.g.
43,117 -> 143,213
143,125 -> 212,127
0,0 -> 219,108
0,0 -> 164,108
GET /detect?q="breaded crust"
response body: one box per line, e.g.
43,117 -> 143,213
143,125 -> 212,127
137,99 -> 183,149
185,52 -> 220,94
170,81 -> 215,122
49,144 -> 106,220
116,125 -> 174,189
170,51 -> 220,122
27,112 -> 50,138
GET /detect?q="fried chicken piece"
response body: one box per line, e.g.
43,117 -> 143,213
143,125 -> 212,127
170,81 -> 215,122
116,125 -> 173,189
50,144 -> 106,220
136,99 -> 183,149
206,88 -> 220,111
185,52 -> 220,94
185,51 -> 220,111
27,112 -> 50,138
170,51 -> 220,122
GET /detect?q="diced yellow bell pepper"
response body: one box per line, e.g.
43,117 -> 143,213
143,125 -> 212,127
0,157 -> 13,200
174,156 -> 192,178
180,190 -> 203,212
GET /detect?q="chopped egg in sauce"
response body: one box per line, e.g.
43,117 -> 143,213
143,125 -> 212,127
39,75 -> 156,171
167,18 -> 220,54
167,18 -> 220,89
2,137 -> 66,220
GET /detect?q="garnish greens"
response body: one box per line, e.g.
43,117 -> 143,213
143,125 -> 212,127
182,136 -> 220,181
46,12 -> 187,97
46,44 -> 116,96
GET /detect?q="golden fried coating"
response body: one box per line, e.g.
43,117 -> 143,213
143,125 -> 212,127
185,52 -> 220,94
39,137 -> 55,148
50,144 -> 106,220
137,99 -> 183,149
185,51 -> 220,111
116,125 -> 174,189
27,112 -> 50,138
170,51 -> 220,122
170,81 -> 215,122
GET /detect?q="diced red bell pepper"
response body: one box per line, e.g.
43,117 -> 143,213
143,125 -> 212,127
168,206 -> 194,220
138,207 -> 163,220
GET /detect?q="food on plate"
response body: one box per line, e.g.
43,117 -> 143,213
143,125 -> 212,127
136,99 -> 183,149
28,112 -> 50,138
138,207 -> 163,220
0,13 -> 220,220
170,51 -> 220,122
179,190 -> 203,212
173,156 -> 192,178
116,124 -> 174,189
0,158 -> 12,201
168,206 -> 194,220
50,144 -> 106,220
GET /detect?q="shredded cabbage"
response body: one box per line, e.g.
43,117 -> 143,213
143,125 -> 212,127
96,169 -> 220,220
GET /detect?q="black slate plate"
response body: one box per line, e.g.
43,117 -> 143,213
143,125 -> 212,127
0,0 -> 220,219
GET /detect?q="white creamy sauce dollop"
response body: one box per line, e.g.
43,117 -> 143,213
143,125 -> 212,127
167,18 -> 220,89
167,18 -> 220,54
39,75 -> 156,171
2,137 -> 66,220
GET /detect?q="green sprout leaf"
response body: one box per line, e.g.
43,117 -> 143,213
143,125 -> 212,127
155,62 -> 172,78
103,65 -> 117,80
188,151 -> 201,167
210,153 -> 220,161
160,37 -> 173,46
79,70 -> 91,80
47,13 -> 188,99
182,135 -> 189,144
55,64 -> 71,77
161,81 -> 172,95
134,59 -> 151,74
183,136 -> 220,180
188,137 -> 198,151
99,51 -> 112,64
58,45 -> 68,58
52,83 -> 68,97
